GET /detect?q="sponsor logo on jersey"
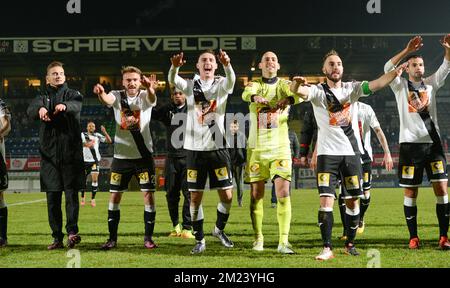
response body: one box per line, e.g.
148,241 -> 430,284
318,173 -> 330,187
402,166 -> 414,179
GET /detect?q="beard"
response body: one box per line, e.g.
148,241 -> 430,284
325,71 -> 342,83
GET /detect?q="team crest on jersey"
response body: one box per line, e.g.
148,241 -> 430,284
110,172 -> 122,186
275,160 -> 289,171
92,163 -> 97,170
120,109 -> 141,131
138,172 -> 150,184
187,169 -> 198,183
402,166 -> 414,179
431,161 -> 444,175
345,175 -> 360,190
318,173 -> 330,187
214,167 -> 229,181
408,90 -> 429,113
364,172 -> 369,183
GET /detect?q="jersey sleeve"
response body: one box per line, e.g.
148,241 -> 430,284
242,81 -> 260,102
425,59 -> 450,90
368,105 -> 380,129
277,79 -> 301,104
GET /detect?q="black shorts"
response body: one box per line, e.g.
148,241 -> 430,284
110,157 -> 156,192
398,143 -> 448,187
186,149 -> 233,191
316,155 -> 363,199
0,157 -> 8,191
84,161 -> 100,175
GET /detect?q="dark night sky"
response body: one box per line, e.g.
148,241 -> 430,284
0,0 -> 449,36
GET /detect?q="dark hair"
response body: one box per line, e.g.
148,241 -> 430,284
322,50 -> 340,65
47,61 -> 64,73
404,54 -> 423,63
198,49 -> 216,61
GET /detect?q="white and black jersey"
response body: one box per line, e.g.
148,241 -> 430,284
306,81 -> 370,156
168,65 -> 235,151
357,102 -> 380,161
108,90 -> 156,159
82,132 -> 107,163
0,99 -> 10,161
384,59 -> 450,144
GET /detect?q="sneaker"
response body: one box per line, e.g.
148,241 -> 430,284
168,223 -> 182,237
0,238 -> 7,248
80,197 -> 85,206
277,242 -> 295,254
252,236 -> 264,251
101,239 -> 117,250
438,236 -> 450,250
191,241 -> 206,254
47,240 -> 64,250
212,229 -> 234,248
144,237 -> 158,249
271,203 -> 277,208
344,243 -> 360,256
357,221 -> 365,234
90,199 -> 96,207
67,234 -> 81,248
315,247 -> 334,260
180,229 -> 195,239
409,237 -> 420,249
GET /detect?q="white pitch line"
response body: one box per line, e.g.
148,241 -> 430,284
8,199 -> 46,206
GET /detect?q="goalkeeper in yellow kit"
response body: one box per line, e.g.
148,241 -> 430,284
242,51 -> 302,254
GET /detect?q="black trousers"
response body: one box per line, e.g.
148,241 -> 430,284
165,157 -> 191,229
231,164 -> 244,203
46,190 -> 79,241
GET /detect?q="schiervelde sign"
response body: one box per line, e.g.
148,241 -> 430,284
6,36 -> 257,54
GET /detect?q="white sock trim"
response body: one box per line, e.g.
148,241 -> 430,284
92,182 -> 98,187
404,197 -> 417,207
436,195 -> 449,205
108,202 -> 120,211
345,206 -> 360,216
217,202 -> 231,214
319,207 -> 333,212
190,204 -> 204,222
145,205 -> 156,213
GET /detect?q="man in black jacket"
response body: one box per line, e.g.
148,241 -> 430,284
152,88 -> 194,239
27,61 -> 84,250
227,119 -> 246,207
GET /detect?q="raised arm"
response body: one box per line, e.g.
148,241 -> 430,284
373,126 -> 393,171
100,125 -> 113,144
368,63 -> 408,93
289,76 -> 311,100
390,36 -> 423,67
440,34 -> 450,61
141,74 -> 158,104
94,84 -> 115,106
168,52 -> 189,92
217,49 -> 236,93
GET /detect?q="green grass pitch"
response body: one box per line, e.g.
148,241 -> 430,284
0,187 -> 449,268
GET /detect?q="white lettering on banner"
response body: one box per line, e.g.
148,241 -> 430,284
366,0 -> 381,14
66,0 -> 81,14
28,37 -> 248,53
